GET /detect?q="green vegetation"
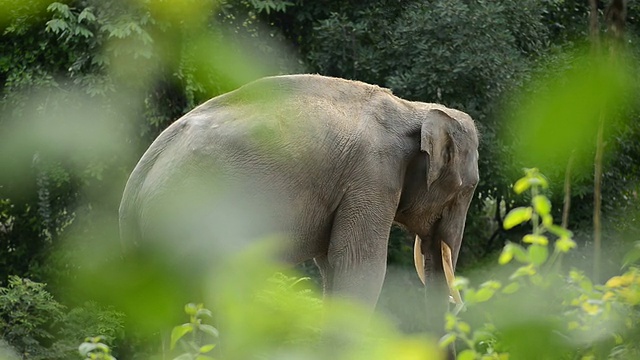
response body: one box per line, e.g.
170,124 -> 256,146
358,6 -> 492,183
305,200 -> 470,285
0,276 -> 123,359
444,169 -> 640,359
1,0 -> 639,359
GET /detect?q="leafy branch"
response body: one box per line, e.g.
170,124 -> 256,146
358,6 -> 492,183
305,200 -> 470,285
170,303 -> 219,360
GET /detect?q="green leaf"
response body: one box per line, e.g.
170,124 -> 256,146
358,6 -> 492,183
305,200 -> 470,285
199,344 -> 216,353
78,8 -> 96,23
474,288 -> 495,302
78,342 -> 98,356
500,243 -> 529,265
184,303 -> 199,316
547,224 -> 572,238
457,349 -> 477,360
464,289 -> 478,304
45,19 -> 69,34
170,324 -> 193,350
472,329 -> 495,343
439,333 -> 457,348
198,324 -> 219,338
196,308 -> 213,318
502,282 -> 520,294
511,243 -> 529,263
457,321 -> 471,334
453,276 -> 470,290
444,312 -> 457,331
555,237 -> 577,253
47,2 -> 72,18
498,246 -> 513,265
532,195 -> 551,215
528,244 -> 549,266
480,280 -> 502,290
513,177 -> 530,194
509,265 -> 536,280
523,234 -> 549,246
503,207 -> 533,229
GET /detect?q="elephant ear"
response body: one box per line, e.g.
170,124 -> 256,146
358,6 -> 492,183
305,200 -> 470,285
420,108 -> 462,188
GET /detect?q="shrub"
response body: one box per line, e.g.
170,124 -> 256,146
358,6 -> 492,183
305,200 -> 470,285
0,276 -> 65,359
443,169 -> 640,360
0,276 -> 125,360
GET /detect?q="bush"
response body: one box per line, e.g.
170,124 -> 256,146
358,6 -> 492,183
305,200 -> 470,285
0,276 -> 65,359
443,169 -> 640,359
0,276 -> 124,360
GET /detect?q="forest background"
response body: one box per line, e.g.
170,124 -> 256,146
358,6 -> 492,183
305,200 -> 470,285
0,0 -> 639,359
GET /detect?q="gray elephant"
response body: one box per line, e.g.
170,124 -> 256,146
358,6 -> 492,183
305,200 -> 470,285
119,74 -> 478,316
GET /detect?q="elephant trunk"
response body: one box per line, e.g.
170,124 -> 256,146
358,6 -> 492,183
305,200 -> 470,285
413,236 -> 463,306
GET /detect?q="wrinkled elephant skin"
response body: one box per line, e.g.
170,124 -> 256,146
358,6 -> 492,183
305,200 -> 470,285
119,74 -> 479,316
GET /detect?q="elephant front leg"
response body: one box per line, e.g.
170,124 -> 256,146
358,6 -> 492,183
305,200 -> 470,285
325,245 -> 388,311
323,195 -> 394,312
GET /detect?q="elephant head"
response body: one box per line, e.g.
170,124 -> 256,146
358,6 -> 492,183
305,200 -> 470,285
396,106 -> 479,308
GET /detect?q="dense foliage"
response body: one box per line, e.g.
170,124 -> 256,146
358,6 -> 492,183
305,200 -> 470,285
1,0 -> 639,358
0,276 -> 124,359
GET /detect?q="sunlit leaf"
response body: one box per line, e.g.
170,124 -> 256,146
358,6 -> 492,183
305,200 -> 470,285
503,207 -> 533,230
454,276 -> 470,290
472,329 -> 495,343
509,265 -> 536,280
532,195 -> 551,216
475,288 -> 495,302
502,282 -> 520,294
464,289 -> 478,304
523,234 -> 549,246
602,291 -> 615,301
547,225 -> 572,238
619,288 -> 640,305
199,344 -> 216,353
445,312 -> 457,331
606,276 -> 625,288
481,280 -> 502,290
512,244 -> 529,263
457,349 -> 477,360
196,308 -> 213,318
184,303 -> 199,316
513,177 -> 530,194
528,244 -> 549,266
198,324 -> 220,338
555,237 -> 577,253
171,324 -> 193,349
581,301 -> 601,315
439,333 -> 457,348
457,321 -> 471,334
499,246 -> 514,265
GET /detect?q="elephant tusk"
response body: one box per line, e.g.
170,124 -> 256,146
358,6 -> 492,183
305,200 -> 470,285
414,235 -> 426,285
442,242 -> 463,306
415,236 -> 463,309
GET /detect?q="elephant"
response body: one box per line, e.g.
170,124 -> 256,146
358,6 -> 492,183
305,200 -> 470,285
118,74 -> 478,320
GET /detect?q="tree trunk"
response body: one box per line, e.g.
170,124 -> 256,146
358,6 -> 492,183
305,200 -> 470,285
589,0 -> 602,283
